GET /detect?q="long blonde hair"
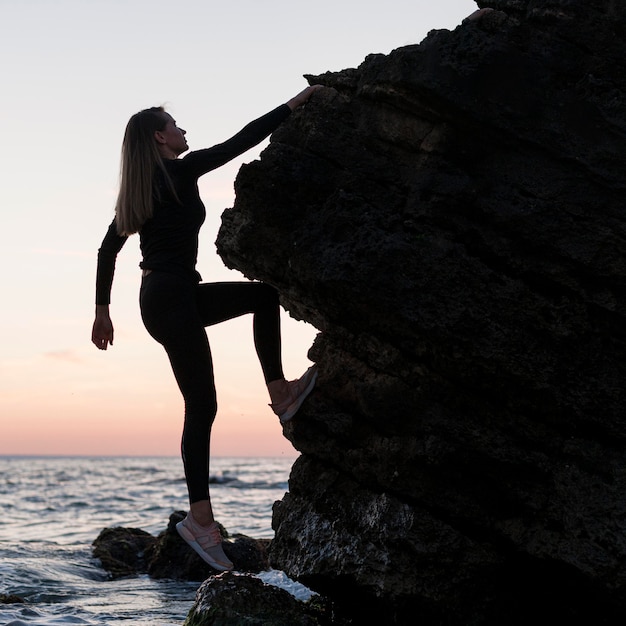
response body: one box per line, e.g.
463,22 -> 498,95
114,106 -> 179,236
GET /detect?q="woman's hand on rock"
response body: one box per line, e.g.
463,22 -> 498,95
286,85 -> 323,111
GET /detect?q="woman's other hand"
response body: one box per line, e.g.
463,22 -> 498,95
92,305 -> 114,350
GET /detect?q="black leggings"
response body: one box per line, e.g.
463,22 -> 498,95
139,271 -> 284,503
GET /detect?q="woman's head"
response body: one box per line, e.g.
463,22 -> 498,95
124,106 -> 168,157
114,106 -> 182,236
154,113 -> 188,159
124,107 -> 188,160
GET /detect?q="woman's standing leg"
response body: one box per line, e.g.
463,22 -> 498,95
140,273 -> 232,570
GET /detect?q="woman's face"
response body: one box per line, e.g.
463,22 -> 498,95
155,114 -> 188,157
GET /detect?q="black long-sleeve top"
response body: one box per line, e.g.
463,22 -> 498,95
95,104 -> 291,305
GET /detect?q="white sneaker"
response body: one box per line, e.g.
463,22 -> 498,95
270,365 -> 318,424
176,513 -> 233,571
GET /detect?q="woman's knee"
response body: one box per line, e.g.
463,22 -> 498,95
184,406 -> 217,429
183,391 -> 218,427
256,282 -> 279,309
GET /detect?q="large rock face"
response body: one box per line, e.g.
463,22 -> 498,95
217,1 -> 626,623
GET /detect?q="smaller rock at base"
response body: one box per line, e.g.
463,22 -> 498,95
184,571 -> 334,626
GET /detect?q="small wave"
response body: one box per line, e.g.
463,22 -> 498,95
2,604 -> 95,626
209,474 -> 237,485
256,569 -> 317,602
3,612 -> 95,626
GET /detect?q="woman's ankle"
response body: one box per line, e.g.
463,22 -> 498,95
190,500 -> 214,527
267,378 -> 289,406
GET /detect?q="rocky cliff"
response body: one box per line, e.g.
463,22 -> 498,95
217,1 -> 626,623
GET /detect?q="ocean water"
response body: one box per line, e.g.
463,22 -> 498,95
0,456 -> 306,625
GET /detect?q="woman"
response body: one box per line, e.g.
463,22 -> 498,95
91,85 -> 321,571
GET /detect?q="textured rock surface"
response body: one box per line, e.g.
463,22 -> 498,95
92,526 -> 157,578
0,594 -> 25,604
183,572 -> 334,626
92,512 -> 270,580
216,1 -> 626,622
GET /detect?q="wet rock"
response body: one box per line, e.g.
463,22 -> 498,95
93,512 -> 269,580
92,526 -> 157,579
183,571 -> 334,626
216,0 -> 626,622
0,594 -> 25,604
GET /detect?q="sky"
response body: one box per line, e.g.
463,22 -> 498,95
0,0 -> 478,458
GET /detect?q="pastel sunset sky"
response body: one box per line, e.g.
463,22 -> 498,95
0,0 -> 477,457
